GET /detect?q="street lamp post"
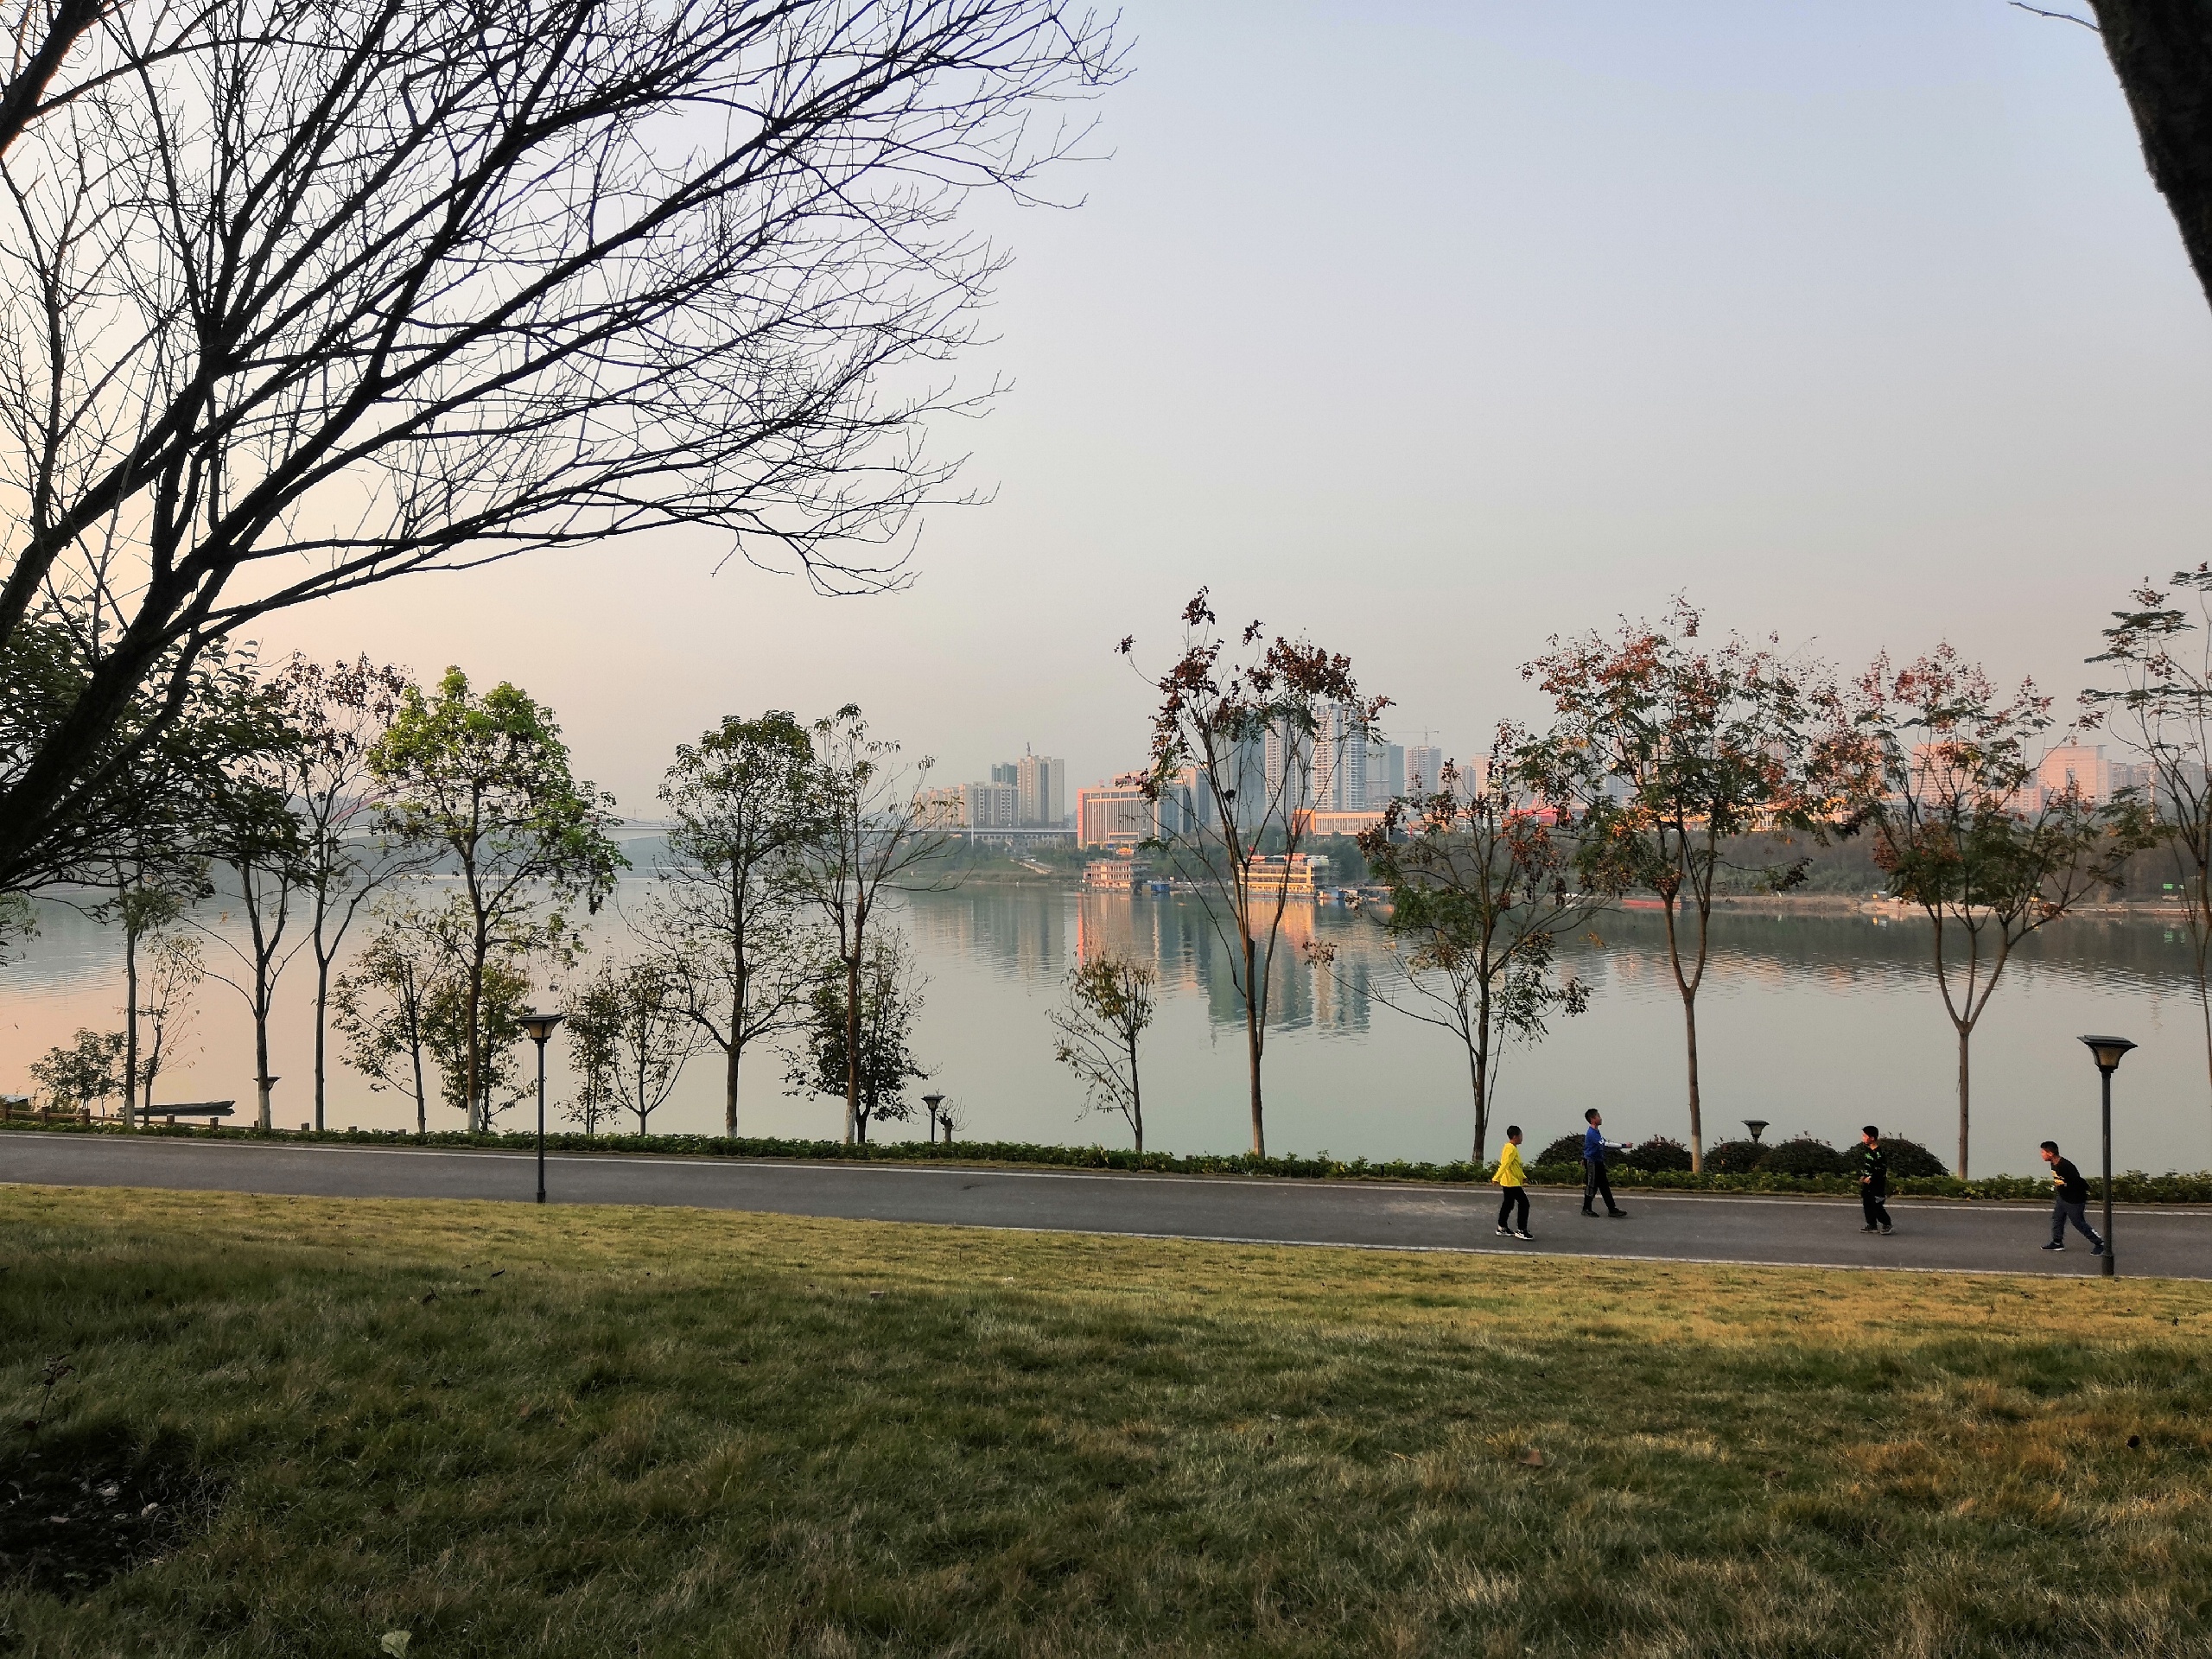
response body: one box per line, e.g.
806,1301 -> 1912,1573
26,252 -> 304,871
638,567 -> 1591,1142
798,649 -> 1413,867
924,1092 -> 945,1145
2077,1035 -> 2135,1278
521,1012 -> 563,1205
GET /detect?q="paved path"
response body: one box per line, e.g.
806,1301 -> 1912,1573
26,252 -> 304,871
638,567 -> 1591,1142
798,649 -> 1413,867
3,1134 -> 2207,1280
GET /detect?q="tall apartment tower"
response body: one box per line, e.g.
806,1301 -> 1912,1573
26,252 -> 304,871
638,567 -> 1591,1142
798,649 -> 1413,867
1311,704 -> 1367,812
989,760 -> 1020,788
1365,738 -> 1404,806
1406,744 -> 1445,797
1017,753 -> 1067,826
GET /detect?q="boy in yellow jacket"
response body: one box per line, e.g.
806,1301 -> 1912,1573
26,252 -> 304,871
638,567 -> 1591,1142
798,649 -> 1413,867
1495,1125 -> 1531,1240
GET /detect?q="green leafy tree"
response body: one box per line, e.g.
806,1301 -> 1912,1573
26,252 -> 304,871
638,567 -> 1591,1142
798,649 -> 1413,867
644,712 -> 823,1135
1520,601 -> 1816,1171
561,974 -> 622,1137
372,670 -> 622,1130
31,1028 -> 124,1115
94,848 -> 210,1127
1819,645 -> 2154,1177
1357,742 -> 1603,1166
422,955 -> 536,1129
785,931 -> 928,1144
1048,951 -> 1157,1154
1122,589 -> 1382,1156
796,706 -> 949,1144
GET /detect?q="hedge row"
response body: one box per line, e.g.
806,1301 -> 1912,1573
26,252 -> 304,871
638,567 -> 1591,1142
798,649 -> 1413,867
8,1116 -> 2212,1203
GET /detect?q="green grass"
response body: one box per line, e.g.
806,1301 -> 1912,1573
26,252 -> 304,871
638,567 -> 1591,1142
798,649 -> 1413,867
3,1188 -> 2211,1656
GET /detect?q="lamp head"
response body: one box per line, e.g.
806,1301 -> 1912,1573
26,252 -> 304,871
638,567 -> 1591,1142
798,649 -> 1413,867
1743,1118 -> 1769,1144
2078,1034 -> 2136,1074
520,1011 -> 563,1045
923,1092 -> 945,1110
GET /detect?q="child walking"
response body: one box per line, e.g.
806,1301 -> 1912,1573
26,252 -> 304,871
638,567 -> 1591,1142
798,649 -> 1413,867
1857,1125 -> 1892,1236
1495,1125 -> 1531,1240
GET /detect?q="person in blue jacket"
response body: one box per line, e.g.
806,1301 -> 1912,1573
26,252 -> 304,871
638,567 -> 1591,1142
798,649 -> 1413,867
1581,1108 -> 1628,1218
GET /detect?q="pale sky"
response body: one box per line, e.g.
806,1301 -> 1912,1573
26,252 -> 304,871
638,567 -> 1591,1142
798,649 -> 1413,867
263,1 -> 2212,815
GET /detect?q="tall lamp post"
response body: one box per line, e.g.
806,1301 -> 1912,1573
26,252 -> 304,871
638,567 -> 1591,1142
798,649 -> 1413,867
521,1012 -> 563,1205
924,1092 -> 945,1145
2076,1034 -> 2135,1279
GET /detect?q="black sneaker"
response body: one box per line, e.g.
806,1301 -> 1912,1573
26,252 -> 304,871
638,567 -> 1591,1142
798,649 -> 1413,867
1606,1209 -> 1628,1218
1880,1224 -> 1893,1236
1581,1208 -> 1597,1217
1496,1225 -> 1510,1236
2092,1241 -> 2106,1256
1860,1225 -> 1878,1234
1514,1230 -> 1533,1240
2042,1242 -> 2065,1251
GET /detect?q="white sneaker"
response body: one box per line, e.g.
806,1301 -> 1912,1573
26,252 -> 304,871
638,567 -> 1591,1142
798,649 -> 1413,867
1514,1230 -> 1533,1241
1495,1224 -> 1510,1236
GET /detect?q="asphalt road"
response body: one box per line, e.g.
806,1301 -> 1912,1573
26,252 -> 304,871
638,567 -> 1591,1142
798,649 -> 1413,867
3,1133 -> 2207,1279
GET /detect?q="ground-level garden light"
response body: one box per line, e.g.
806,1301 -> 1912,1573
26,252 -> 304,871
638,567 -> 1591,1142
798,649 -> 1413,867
2077,1034 -> 2135,1279
521,1012 -> 563,1205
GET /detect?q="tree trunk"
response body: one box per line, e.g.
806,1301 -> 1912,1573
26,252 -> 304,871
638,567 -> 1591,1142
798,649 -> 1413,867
844,950 -> 861,1146
1128,1029 -> 1144,1156
724,1040 -> 742,1138
122,924 -> 140,1130
1956,1022 -> 1972,1179
2092,0 -> 2212,312
1681,989 -> 1703,1172
410,1026 -> 427,1135
1243,931 -> 1264,1157
1468,1045 -> 1488,1167
464,955 -> 484,1134
313,950 -> 331,1134
254,982 -> 275,1132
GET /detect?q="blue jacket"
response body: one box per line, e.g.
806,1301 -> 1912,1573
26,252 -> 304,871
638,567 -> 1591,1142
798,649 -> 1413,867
1583,1124 -> 1609,1165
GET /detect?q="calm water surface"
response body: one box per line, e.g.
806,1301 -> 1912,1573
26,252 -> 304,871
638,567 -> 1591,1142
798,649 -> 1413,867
3,881 -> 2208,1179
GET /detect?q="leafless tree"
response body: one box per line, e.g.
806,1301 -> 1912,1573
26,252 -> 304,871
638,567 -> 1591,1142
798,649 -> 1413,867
0,0 -> 1122,892
275,654 -> 423,1130
796,704 -> 949,1144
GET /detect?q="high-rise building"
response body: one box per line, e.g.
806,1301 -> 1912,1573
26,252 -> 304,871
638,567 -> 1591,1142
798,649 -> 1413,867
1017,753 -> 1067,826
963,781 -> 1018,828
989,760 -> 1020,789
1365,737 -> 1404,805
1406,743 -> 1445,797
1311,704 -> 1366,812
1077,773 -> 1155,847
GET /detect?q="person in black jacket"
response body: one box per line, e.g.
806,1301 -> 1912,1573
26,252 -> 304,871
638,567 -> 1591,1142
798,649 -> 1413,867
1857,1125 -> 1892,1235
2040,1140 -> 2104,1255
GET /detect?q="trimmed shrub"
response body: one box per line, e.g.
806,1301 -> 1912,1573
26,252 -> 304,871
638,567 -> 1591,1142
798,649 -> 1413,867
1703,1139 -> 1765,1174
1757,1135 -> 1847,1177
1624,1135 -> 1692,1173
1878,1135 -> 1947,1179
1538,1134 -> 1587,1167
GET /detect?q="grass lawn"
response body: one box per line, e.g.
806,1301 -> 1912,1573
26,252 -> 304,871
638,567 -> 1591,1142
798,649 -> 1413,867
2,1188 -> 2209,1656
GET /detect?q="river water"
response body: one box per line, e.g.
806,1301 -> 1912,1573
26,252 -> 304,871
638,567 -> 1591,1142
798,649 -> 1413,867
3,880 -> 2207,1179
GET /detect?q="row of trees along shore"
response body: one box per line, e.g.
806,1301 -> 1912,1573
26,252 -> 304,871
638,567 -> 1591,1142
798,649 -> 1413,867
15,575 -> 2212,1183
1120,588 -> 2205,1181
13,652 -> 957,1147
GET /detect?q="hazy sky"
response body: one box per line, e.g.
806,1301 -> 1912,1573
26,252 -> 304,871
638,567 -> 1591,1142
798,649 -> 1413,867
263,1 -> 2212,815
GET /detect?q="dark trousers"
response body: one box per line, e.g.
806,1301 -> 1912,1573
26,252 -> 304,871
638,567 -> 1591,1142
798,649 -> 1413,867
2051,1196 -> 2101,1246
1861,1185 -> 1891,1230
1497,1186 -> 1529,1231
1583,1160 -> 1618,1214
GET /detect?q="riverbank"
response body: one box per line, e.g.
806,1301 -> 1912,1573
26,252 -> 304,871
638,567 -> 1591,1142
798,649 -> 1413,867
8,1118 -> 2209,1204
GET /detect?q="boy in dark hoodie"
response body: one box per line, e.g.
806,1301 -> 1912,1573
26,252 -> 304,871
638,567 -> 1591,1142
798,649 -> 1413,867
1857,1125 -> 1892,1236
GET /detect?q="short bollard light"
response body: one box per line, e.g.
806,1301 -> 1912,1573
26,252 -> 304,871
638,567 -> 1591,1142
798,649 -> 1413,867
520,1011 -> 563,1205
2076,1034 -> 2135,1279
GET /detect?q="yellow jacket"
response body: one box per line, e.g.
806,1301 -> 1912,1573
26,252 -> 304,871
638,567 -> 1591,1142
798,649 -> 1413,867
1496,1142 -> 1527,1187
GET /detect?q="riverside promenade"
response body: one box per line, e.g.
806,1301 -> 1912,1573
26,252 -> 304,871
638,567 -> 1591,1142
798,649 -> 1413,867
3,1133 -> 2207,1279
